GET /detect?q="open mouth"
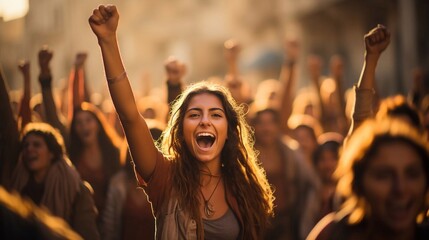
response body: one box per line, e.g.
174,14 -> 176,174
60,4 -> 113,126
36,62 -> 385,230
196,132 -> 216,149
24,155 -> 38,163
387,201 -> 413,219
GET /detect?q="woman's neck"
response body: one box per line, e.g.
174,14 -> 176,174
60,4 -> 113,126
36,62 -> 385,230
199,162 -> 222,186
83,140 -> 100,150
365,220 -> 416,240
33,168 -> 49,183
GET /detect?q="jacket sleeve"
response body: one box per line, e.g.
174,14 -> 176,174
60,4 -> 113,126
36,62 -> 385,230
100,171 -> 127,240
71,181 -> 100,240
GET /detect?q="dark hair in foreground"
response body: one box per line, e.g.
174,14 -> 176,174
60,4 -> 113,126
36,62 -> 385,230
161,81 -> 274,239
0,186 -> 81,240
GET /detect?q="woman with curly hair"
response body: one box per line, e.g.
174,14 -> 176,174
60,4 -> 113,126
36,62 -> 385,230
11,122 -> 99,239
89,5 -> 274,239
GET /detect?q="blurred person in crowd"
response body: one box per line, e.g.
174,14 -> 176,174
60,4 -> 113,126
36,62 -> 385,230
308,23 -> 429,240
89,5 -> 274,239
69,102 -> 122,223
223,39 -> 252,105
10,122 -> 99,239
288,114 -> 322,165
312,133 -> 343,221
250,40 -> 322,239
409,67 -> 429,109
348,24 -> 426,140
307,54 -> 348,135
347,24 -> 390,134
248,106 -> 320,240
101,128 -> 162,240
37,46 -> 122,223
307,118 -> 429,239
165,56 -> 186,110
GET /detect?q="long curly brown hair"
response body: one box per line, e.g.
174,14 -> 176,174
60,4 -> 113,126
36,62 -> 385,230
160,81 -> 274,239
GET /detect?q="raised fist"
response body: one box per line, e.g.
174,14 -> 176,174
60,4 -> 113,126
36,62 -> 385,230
38,46 -> 53,70
18,60 -> 30,75
75,52 -> 88,68
224,39 -> 241,63
165,56 -> 186,85
364,24 -> 390,56
88,5 -> 119,43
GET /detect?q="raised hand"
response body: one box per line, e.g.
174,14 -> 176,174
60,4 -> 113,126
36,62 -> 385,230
364,24 -> 390,56
88,5 -> 119,43
224,39 -> 241,65
17,60 -> 32,128
284,39 -> 299,63
75,52 -> 88,69
38,46 -> 53,71
164,56 -> 186,86
224,39 -> 243,94
18,60 -> 30,77
38,46 -> 53,85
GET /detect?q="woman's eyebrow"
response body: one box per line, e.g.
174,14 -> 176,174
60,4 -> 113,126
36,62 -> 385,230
186,107 -> 225,112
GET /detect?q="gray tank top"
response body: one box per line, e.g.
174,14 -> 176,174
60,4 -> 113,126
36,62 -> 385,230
203,208 -> 240,240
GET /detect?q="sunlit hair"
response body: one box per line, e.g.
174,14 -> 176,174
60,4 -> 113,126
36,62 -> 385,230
247,104 -> 281,126
69,102 -> 121,177
161,81 -> 274,239
288,113 -> 323,137
15,122 -> 80,221
20,122 -> 65,162
376,95 -> 422,129
421,95 -> 429,114
313,139 -> 341,167
335,118 -> 429,224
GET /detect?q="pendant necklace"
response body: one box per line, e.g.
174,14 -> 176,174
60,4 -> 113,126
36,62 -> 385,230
200,176 -> 222,218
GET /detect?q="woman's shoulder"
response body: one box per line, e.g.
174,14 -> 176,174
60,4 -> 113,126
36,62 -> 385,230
306,212 -> 357,240
306,213 -> 337,240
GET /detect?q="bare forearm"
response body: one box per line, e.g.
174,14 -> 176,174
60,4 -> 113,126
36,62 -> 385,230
72,68 -> 85,107
357,54 -> 380,90
90,4 -> 158,179
41,86 -> 68,136
279,62 -> 295,134
19,73 -> 32,128
99,38 -> 139,122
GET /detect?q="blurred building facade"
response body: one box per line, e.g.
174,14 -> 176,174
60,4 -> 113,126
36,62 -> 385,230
0,0 -> 428,99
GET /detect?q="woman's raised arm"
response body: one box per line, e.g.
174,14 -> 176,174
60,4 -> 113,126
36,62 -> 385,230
89,5 -> 157,179
348,25 -> 390,135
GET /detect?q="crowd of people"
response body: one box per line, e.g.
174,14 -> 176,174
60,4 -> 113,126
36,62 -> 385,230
1,4 -> 429,240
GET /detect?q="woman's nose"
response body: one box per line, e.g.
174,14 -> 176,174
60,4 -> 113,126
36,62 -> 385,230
200,114 -> 211,126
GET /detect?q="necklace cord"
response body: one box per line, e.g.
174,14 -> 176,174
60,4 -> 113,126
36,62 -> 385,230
200,176 -> 222,218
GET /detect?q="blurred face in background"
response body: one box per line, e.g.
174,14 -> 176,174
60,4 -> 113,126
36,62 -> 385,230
22,133 -> 54,178
362,141 -> 426,234
294,125 -> 318,159
253,110 -> 280,147
315,147 -> 338,184
74,111 -> 100,145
